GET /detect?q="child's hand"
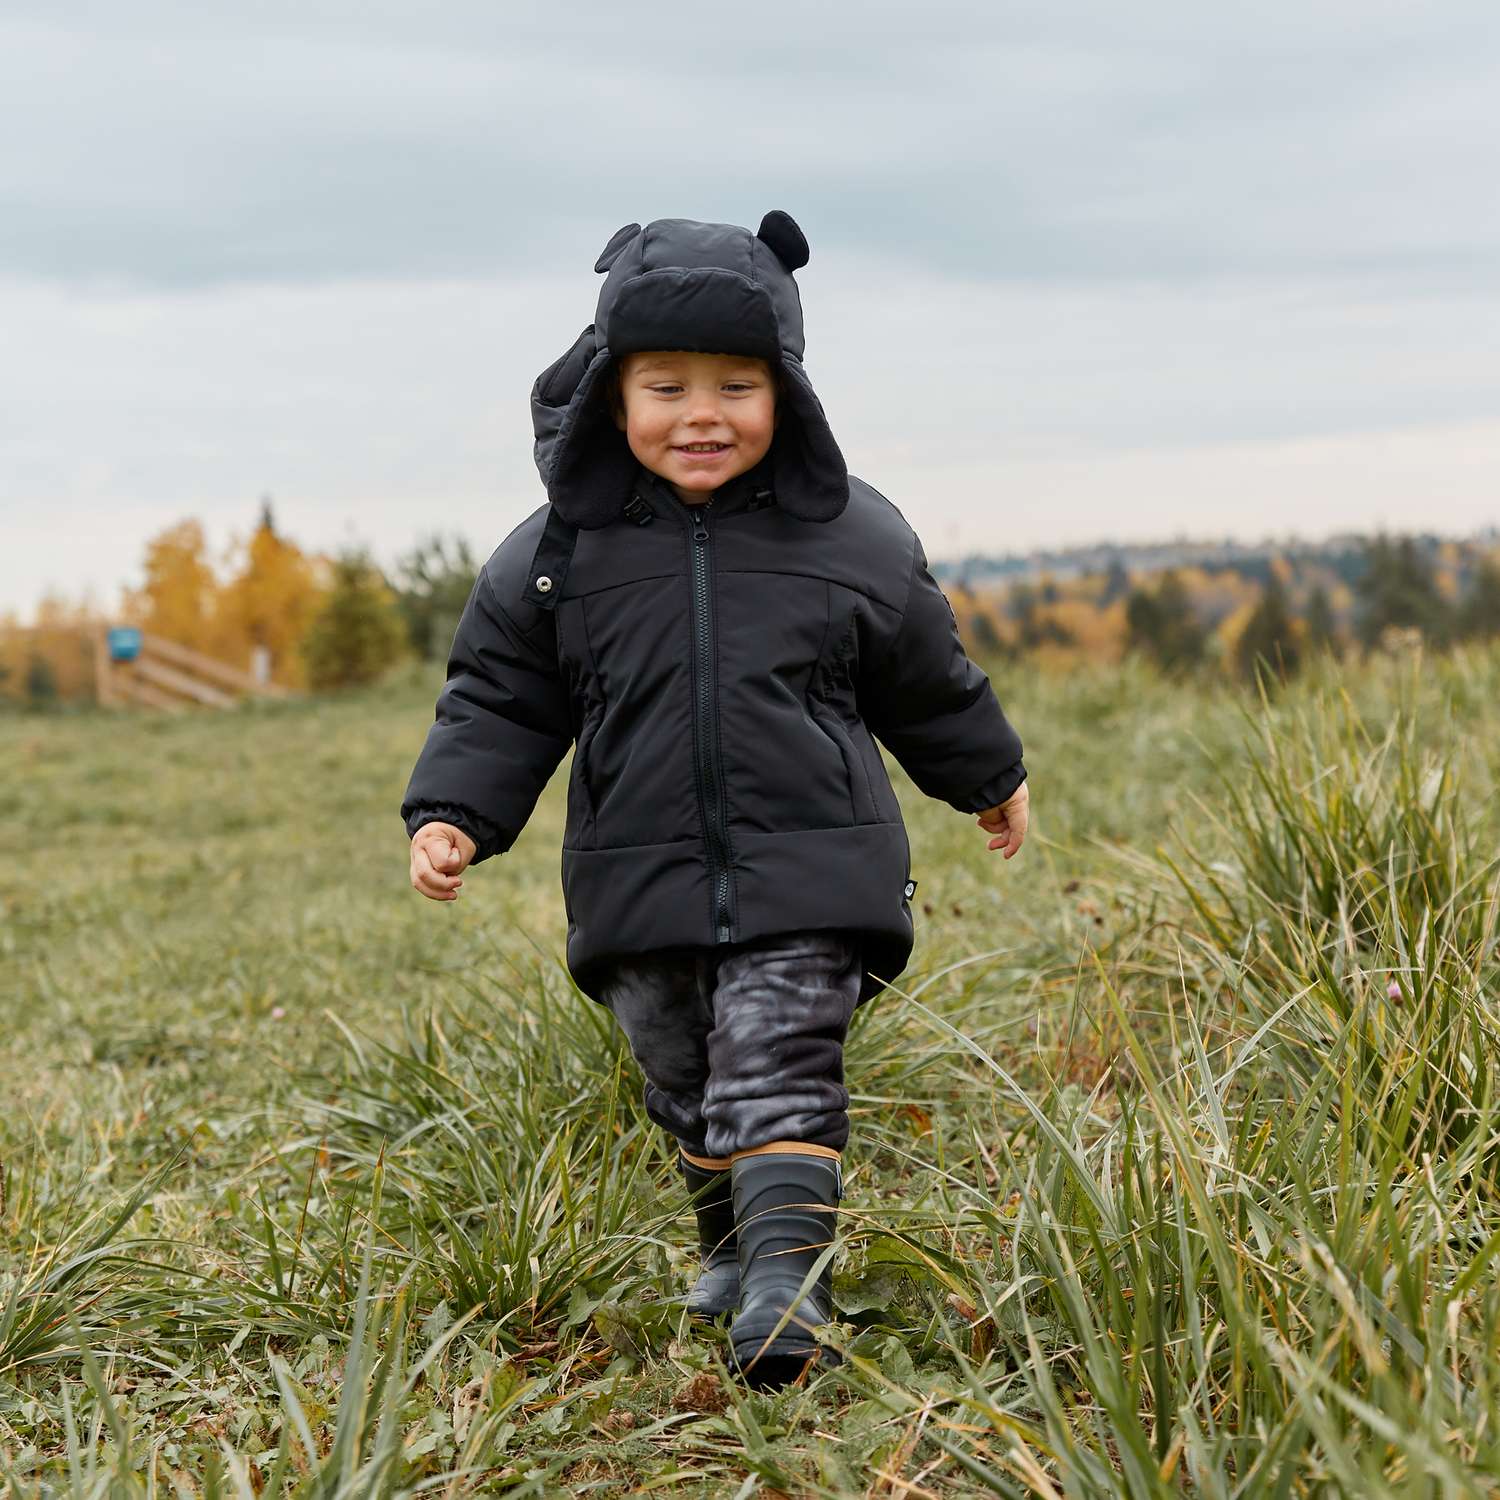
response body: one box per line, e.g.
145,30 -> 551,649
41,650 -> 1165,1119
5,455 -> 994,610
976,783 -> 1029,860
410,822 -> 477,901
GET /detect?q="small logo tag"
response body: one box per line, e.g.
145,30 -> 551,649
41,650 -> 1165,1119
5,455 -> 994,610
903,879 -> 917,900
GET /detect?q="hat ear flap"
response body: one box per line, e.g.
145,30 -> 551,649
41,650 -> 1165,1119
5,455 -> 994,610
594,222 -> 641,274
546,350 -> 640,527
757,210 -> 810,271
531,325 -> 600,485
769,355 -> 847,521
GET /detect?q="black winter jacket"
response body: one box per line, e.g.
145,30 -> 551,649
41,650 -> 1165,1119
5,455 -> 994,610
401,213 -> 1025,1009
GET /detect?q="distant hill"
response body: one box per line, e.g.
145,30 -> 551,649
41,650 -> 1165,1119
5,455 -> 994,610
930,526 -> 1500,592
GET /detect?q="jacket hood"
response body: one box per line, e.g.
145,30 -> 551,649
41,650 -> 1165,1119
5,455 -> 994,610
530,211 -> 849,529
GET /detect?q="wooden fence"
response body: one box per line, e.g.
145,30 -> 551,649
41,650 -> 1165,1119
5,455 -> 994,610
95,630 -> 295,711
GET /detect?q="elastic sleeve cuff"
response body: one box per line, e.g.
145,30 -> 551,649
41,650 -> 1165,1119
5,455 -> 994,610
953,761 -> 1027,815
403,801 -> 504,863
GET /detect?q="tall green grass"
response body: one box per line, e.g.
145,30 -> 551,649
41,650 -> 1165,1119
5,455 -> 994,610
4,651 -> 1499,1492
873,654 -> 1500,1495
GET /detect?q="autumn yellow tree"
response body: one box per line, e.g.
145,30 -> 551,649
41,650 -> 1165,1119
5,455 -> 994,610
1044,596 -> 1129,663
0,608 -> 25,701
120,519 -> 219,647
0,591 -> 103,704
210,499 -> 330,690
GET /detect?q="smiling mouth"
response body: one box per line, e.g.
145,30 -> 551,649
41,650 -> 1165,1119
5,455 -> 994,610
676,442 -> 731,453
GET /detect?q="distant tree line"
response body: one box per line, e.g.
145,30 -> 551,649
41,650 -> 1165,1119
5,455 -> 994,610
11,511 -> 1500,710
2,506 -> 487,708
1122,534 -> 1500,683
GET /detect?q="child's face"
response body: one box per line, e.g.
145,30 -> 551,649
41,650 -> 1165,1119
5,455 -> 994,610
612,350 -> 777,504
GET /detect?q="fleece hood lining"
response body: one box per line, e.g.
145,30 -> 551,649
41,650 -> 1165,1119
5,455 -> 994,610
530,213 -> 849,530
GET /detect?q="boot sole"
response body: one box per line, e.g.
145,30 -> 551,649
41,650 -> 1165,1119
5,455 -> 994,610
731,1340 -> 842,1388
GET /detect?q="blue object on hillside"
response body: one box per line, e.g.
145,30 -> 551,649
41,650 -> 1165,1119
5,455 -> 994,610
107,627 -> 143,662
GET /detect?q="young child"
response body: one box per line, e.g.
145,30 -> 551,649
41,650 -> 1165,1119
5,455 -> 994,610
401,211 -> 1029,1387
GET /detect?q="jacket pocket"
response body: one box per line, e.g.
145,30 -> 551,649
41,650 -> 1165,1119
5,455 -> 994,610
564,694 -> 605,846
577,700 -> 604,823
807,691 -> 883,825
559,595 -> 606,845
849,716 -> 899,824
807,584 -> 886,827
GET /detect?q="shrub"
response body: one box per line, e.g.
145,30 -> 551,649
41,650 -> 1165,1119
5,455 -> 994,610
300,548 -> 410,691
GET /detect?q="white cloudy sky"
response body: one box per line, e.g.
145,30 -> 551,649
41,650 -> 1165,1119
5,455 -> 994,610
3,0 -> 1498,619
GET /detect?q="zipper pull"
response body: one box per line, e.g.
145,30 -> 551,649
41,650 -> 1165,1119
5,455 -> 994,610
692,507 -> 709,543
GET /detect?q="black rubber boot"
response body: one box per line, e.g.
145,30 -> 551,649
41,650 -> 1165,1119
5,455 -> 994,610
728,1150 -> 844,1387
677,1152 -> 740,1318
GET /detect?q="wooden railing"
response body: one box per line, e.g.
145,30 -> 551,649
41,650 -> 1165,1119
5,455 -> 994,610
96,631 -> 295,711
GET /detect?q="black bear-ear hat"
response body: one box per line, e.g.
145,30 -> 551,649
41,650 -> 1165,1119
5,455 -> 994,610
529,212 -> 850,529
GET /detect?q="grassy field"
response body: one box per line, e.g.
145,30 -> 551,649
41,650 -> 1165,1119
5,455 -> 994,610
3,646 -> 1499,1496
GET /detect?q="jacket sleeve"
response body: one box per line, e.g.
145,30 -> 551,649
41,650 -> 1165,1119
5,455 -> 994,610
400,566 -> 574,863
858,533 -> 1026,814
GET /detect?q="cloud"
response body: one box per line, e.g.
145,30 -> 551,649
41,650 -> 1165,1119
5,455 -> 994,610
2,2 -> 1496,287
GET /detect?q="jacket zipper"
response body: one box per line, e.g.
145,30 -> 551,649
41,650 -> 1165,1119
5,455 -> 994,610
688,499 -> 735,943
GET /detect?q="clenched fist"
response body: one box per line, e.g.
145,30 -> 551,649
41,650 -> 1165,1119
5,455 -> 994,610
410,821 -> 477,901
976,782 -> 1029,860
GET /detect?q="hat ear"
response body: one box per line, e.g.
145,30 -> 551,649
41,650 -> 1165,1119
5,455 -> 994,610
757,210 -> 810,271
593,222 -> 641,274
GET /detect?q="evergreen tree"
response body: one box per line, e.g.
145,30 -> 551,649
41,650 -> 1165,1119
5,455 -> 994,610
1235,577 -> 1302,683
1125,570 -> 1206,672
1456,556 -> 1500,641
967,608 -> 1001,653
1354,535 -> 1451,647
301,548 -> 409,691
1008,580 -> 1074,650
392,532 -> 481,661
1125,587 -> 1162,655
1009,580 -> 1040,636
1100,558 -> 1131,606
25,653 -> 58,708
1303,583 -> 1340,657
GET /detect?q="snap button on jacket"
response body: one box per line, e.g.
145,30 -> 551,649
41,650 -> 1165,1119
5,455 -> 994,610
401,214 -> 1026,1008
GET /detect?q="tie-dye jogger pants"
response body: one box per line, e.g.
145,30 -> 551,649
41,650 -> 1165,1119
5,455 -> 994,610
593,928 -> 864,1160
